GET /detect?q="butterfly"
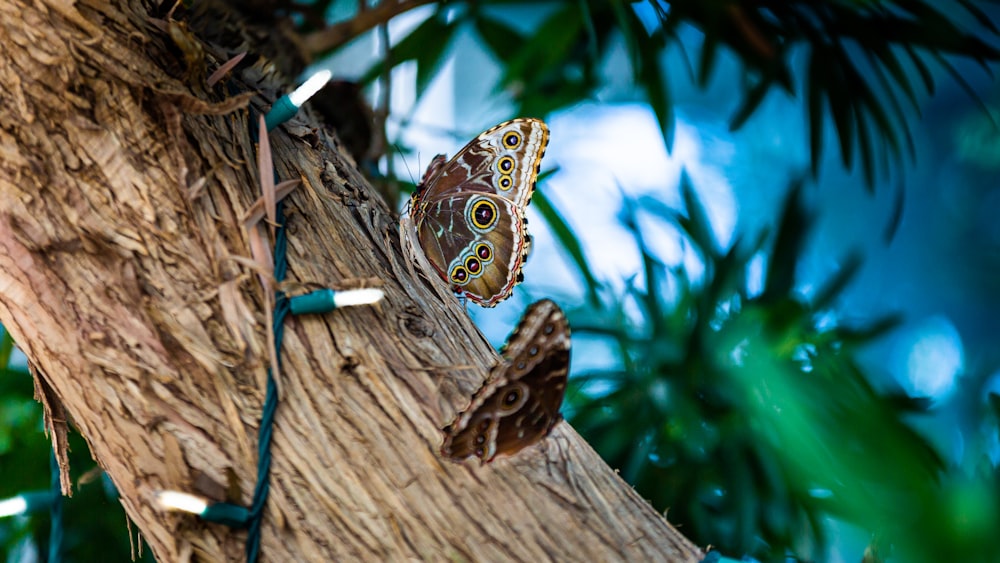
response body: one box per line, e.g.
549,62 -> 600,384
404,118 -> 549,307
441,299 -> 571,464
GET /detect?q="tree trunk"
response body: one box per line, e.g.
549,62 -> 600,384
0,1 -> 703,561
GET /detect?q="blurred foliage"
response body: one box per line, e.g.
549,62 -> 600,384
0,330 -> 152,562
298,0 -> 1000,189
4,1 -> 1000,561
560,176 -> 1000,562
955,105 -> 1000,168
315,9 -> 1000,557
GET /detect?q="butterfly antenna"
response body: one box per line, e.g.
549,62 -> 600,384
393,143 -> 418,187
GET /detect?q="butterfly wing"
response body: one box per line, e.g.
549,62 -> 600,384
439,358 -> 529,462
441,300 -> 571,464
410,119 -> 548,306
417,118 -> 548,208
490,300 -> 570,460
439,408 -> 501,462
415,193 -> 530,307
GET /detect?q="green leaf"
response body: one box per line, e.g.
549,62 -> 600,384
412,19 -> 460,97
835,314 -> 903,345
677,172 -> 720,260
627,9 -> 674,150
608,1 -> 673,148
855,106 -> 876,187
882,181 -> 905,244
698,27 -> 721,87
640,53 -> 674,151
931,51 -> 999,130
0,329 -> 14,371
473,15 -> 525,66
957,0 -> 1000,35
576,0 -> 599,63
499,4 -> 583,91
903,44 -> 936,95
837,45 -> 900,162
810,251 -> 862,312
988,392 -> 1000,422
672,33 -> 700,84
807,46 -> 826,178
870,44 -> 922,115
531,179 -> 601,307
883,392 -> 934,413
729,74 -> 772,131
514,76 -> 593,119
762,179 -> 811,303
863,48 -> 917,160
359,12 -> 459,96
608,0 -> 637,56
619,196 -> 667,334
825,47 -> 857,171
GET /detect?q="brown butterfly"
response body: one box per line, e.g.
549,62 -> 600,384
405,118 -> 549,307
441,299 -> 571,464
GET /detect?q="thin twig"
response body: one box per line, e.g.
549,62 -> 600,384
302,0 -> 436,54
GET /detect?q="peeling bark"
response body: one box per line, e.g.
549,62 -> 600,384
0,1 -> 703,561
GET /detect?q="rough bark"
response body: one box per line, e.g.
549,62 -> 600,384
0,0 -> 704,561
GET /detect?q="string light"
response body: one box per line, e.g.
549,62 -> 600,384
150,76 -> 381,554
153,490 -> 250,528
153,490 -> 208,515
0,491 -> 53,518
289,288 -> 385,315
288,70 -> 333,107
0,495 -> 29,518
264,69 -> 333,131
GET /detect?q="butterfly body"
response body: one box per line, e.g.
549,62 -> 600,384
408,118 -> 549,307
441,299 -> 571,464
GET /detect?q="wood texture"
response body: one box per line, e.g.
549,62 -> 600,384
0,1 -> 704,561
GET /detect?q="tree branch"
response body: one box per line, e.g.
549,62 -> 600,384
303,0 -> 437,54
